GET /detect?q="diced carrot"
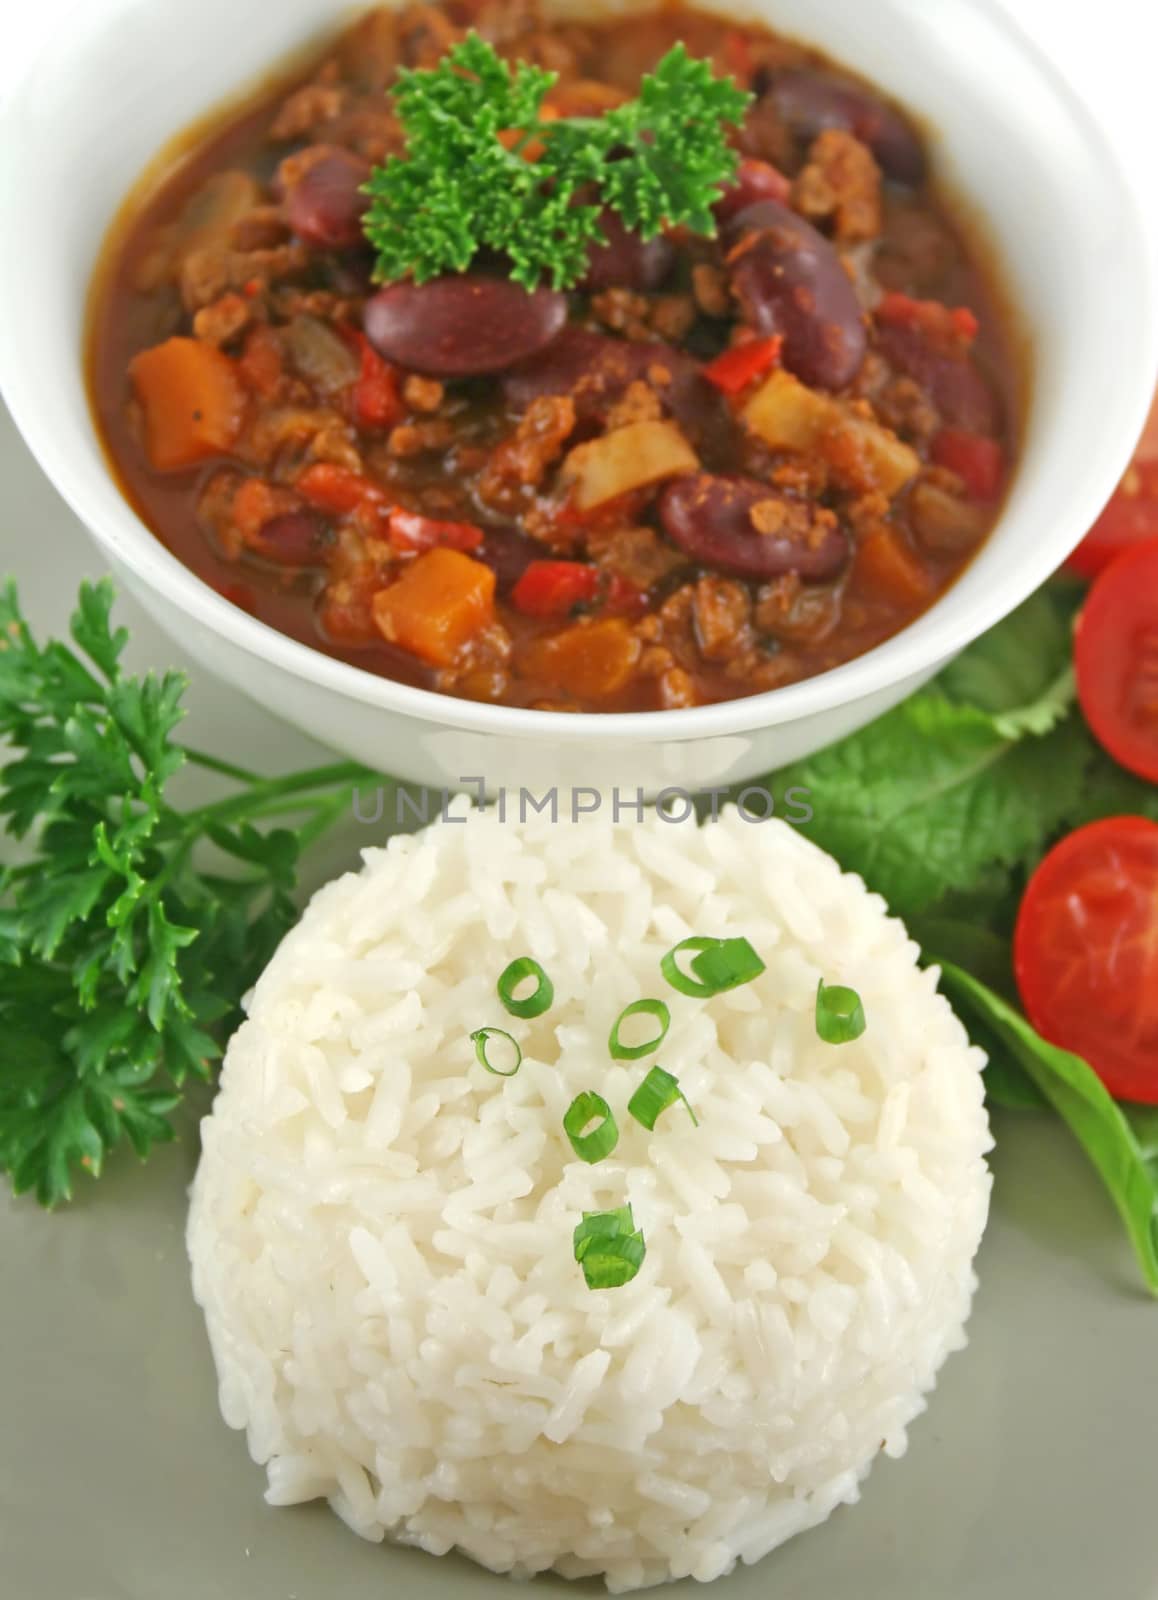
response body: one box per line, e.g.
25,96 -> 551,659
930,428 -> 1005,500
854,528 -> 934,607
520,618 -> 642,700
372,548 -> 496,667
388,509 -> 484,555
128,337 -> 246,471
703,336 -> 782,396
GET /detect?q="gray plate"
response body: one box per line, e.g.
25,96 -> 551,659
2,405 -> 1157,1600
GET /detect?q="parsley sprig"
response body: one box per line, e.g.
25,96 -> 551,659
0,581 -> 372,1206
362,35 -> 751,291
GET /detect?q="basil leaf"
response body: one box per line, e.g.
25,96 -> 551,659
938,962 -> 1158,1295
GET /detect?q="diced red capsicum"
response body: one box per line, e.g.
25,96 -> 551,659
351,335 -> 403,431
388,509 -> 485,554
703,336 -> 783,396
511,560 -> 602,617
930,428 -> 1005,500
877,292 -> 980,347
296,462 -> 386,516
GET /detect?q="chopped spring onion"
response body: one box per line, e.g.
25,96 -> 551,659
470,1026 -> 522,1076
661,935 -> 766,997
609,998 -> 671,1060
815,979 -> 867,1044
627,1066 -> 698,1130
573,1204 -> 647,1290
660,937 -> 724,997
690,936 -> 765,993
563,1091 -> 619,1164
497,956 -> 554,1019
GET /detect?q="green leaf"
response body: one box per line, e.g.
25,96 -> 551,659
939,962 -> 1158,1294
775,697 -> 1089,921
937,586 -> 1076,723
70,578 -> 129,681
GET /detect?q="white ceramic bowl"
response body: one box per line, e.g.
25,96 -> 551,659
1,0 -> 1155,796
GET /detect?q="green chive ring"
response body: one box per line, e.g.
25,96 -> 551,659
660,937 -> 722,997
563,1091 -> 619,1164
609,998 -> 671,1060
815,979 -> 867,1044
470,1027 -> 523,1076
627,1065 -> 698,1130
497,956 -> 555,1019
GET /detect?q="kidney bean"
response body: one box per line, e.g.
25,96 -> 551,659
726,201 -> 867,391
502,327 -> 722,443
480,528 -> 538,594
658,475 -> 849,581
582,210 -> 675,292
876,322 -> 1002,435
364,276 -> 568,378
283,149 -> 371,250
713,157 -> 793,224
252,511 -> 331,567
769,72 -> 925,185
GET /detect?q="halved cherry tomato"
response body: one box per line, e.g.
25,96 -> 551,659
1067,390 -> 1158,578
1014,816 -> 1158,1103
511,560 -> 601,617
1075,539 -> 1158,784
388,509 -> 484,554
930,427 -> 1005,501
703,336 -> 782,396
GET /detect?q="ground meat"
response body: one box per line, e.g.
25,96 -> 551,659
335,7 -> 401,90
605,381 -> 663,430
692,575 -> 753,662
692,263 -> 732,319
268,288 -> 359,324
844,490 -> 892,539
402,375 -> 445,414
586,525 -> 686,588
793,130 -> 882,245
589,289 -> 697,344
387,419 -> 457,457
658,666 -> 697,707
179,242 -> 309,314
755,574 -> 841,644
270,84 -> 347,142
192,292 -> 253,347
246,406 -> 357,472
874,202 -> 958,292
873,375 -> 940,443
398,2 -> 462,67
735,93 -> 795,170
477,396 -> 577,509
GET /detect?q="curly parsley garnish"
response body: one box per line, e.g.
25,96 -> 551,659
362,35 -> 751,291
0,581 -> 371,1206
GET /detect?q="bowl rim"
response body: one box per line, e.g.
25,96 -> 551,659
1,0 -> 1156,745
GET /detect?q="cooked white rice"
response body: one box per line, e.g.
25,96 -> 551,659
187,801 -> 992,1592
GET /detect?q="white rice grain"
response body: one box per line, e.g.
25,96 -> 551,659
188,802 -> 991,1591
